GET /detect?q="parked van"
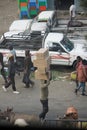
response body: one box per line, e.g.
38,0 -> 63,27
0,32 -> 87,70
30,10 -> 57,37
0,19 -> 33,41
30,21 -> 49,37
9,19 -> 33,32
0,31 -> 22,41
37,10 -> 57,27
42,32 -> 87,67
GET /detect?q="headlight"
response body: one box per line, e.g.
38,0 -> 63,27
41,31 -> 45,36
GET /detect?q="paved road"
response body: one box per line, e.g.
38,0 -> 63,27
0,71 -> 87,121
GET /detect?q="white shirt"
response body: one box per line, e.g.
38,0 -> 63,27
69,5 -> 76,18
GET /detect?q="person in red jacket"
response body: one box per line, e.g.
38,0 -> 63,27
75,56 -> 83,88
75,59 -> 87,95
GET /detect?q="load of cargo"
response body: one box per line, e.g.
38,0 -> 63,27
33,48 -> 51,80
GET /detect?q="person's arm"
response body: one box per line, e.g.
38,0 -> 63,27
40,80 -> 50,88
82,65 -> 87,79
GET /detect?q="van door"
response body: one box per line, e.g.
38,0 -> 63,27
47,42 -> 70,65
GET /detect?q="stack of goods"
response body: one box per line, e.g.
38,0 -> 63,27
18,0 -> 29,19
28,0 -> 38,18
38,0 -> 47,12
33,48 -> 51,80
17,0 -> 48,19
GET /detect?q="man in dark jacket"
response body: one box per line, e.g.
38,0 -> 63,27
23,49 -> 34,88
2,54 -> 19,94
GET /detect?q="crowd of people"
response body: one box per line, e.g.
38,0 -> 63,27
0,44 -> 87,127
0,46 -> 50,121
0,44 -> 85,127
0,46 -> 35,94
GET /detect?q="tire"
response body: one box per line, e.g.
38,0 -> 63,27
72,60 -> 77,70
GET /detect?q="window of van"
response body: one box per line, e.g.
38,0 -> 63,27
60,36 -> 74,52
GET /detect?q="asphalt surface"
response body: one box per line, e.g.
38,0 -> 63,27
0,71 -> 87,121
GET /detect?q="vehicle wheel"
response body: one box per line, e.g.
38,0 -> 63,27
16,57 -> 24,72
72,60 -> 77,70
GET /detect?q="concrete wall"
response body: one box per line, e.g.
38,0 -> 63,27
74,0 -> 82,11
47,0 -> 87,12
47,0 -> 55,10
74,0 -> 87,12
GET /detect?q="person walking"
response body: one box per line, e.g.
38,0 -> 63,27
67,4 -> 76,34
39,79 -> 50,120
9,45 -> 16,64
75,59 -> 87,95
22,49 -> 34,88
75,56 -> 83,88
0,52 -> 8,84
2,54 -> 20,94
69,4 -> 76,21
9,45 -> 20,75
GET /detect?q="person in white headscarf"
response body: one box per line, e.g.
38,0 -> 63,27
69,4 -> 76,21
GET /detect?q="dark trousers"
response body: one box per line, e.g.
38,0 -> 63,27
39,99 -> 49,119
25,70 -> 33,87
5,74 -> 16,91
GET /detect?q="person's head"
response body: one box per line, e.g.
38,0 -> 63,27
25,49 -> 30,56
65,106 -> 78,119
9,45 -> 13,50
77,56 -> 82,63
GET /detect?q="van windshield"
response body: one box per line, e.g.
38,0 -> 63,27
60,36 -> 74,52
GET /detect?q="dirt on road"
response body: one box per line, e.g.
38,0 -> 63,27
0,0 -> 18,35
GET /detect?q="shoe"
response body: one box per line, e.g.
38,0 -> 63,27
2,86 -> 7,92
13,91 -> 20,94
31,82 -> 34,87
25,85 -> 30,88
81,93 -> 85,96
75,89 -> 77,94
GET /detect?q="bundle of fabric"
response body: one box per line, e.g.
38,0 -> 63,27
10,113 -> 41,127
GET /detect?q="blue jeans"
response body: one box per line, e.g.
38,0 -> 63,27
77,82 -> 85,94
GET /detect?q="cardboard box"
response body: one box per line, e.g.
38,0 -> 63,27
36,48 -> 49,59
35,70 -> 50,80
38,66 -> 50,74
33,56 -> 51,67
